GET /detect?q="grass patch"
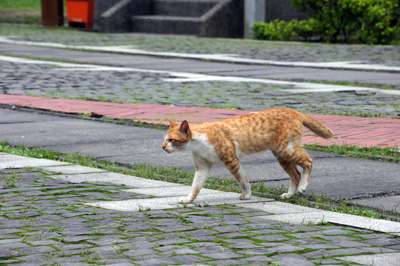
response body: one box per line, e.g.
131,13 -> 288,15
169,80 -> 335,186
0,0 -> 43,24
305,144 -> 400,164
0,10 -> 41,24
0,0 -> 42,10
0,141 -> 399,222
2,172 -> 23,188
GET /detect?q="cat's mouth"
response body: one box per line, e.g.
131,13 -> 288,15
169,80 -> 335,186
163,148 -> 176,154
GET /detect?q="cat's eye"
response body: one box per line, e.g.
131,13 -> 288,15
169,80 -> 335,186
168,139 -> 174,143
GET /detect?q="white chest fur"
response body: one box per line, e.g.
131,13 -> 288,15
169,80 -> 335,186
189,133 -> 223,165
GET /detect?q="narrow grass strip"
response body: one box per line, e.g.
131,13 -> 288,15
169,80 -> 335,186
0,141 -> 399,221
305,143 -> 400,164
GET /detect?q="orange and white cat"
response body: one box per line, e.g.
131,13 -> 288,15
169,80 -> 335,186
162,108 -> 333,203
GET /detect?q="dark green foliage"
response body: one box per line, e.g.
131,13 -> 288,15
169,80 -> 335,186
252,0 -> 400,44
251,19 -> 298,41
251,19 -> 321,42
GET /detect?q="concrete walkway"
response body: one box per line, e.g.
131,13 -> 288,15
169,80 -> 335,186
1,94 -> 399,148
1,153 -> 399,265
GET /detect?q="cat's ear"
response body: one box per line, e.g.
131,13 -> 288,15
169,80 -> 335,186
169,119 -> 178,128
179,120 -> 190,136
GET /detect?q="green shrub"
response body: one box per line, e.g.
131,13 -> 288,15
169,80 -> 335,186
251,19 -> 320,42
251,19 -> 298,41
350,0 -> 399,44
290,0 -> 399,44
295,19 -> 320,41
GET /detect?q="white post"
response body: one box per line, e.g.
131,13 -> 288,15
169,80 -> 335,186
244,0 -> 266,39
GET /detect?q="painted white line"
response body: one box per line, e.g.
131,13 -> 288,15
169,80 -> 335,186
1,36 -> 399,72
0,54 -> 165,73
1,54 -> 399,95
164,74 -> 400,95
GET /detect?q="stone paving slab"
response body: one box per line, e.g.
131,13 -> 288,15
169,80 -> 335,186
240,202 -> 400,235
86,194 -> 272,212
50,172 -> 183,188
340,253 -> 400,266
260,212 -> 400,236
0,153 -> 68,169
41,165 -> 108,174
238,202 -> 325,215
124,186 -> 230,197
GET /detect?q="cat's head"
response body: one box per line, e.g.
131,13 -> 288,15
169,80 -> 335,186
162,119 -> 192,154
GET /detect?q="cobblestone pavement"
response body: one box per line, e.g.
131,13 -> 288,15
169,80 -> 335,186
1,159 -> 400,266
1,25 -> 400,66
1,60 -> 399,118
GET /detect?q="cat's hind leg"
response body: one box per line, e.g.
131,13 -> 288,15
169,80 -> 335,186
179,159 -> 212,204
296,150 -> 313,194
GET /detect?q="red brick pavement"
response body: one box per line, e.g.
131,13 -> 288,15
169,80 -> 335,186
1,94 -> 399,148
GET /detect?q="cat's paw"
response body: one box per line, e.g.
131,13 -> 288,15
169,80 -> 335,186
280,193 -> 293,199
297,187 -> 306,194
179,196 -> 193,204
240,193 -> 251,200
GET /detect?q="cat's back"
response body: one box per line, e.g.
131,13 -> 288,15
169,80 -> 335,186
192,109 -> 304,153
193,108 -> 303,133
222,108 -> 303,128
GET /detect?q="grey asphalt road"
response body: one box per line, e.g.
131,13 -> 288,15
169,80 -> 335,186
1,107 -> 398,213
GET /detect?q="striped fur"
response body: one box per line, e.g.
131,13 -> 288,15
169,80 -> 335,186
162,108 -> 333,203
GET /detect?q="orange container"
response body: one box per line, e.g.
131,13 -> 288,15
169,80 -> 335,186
66,0 -> 95,29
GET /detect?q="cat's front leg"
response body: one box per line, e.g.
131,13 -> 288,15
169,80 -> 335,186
223,158 -> 251,200
179,160 -> 212,204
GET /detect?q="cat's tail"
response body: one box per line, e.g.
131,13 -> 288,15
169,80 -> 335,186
302,114 -> 334,139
